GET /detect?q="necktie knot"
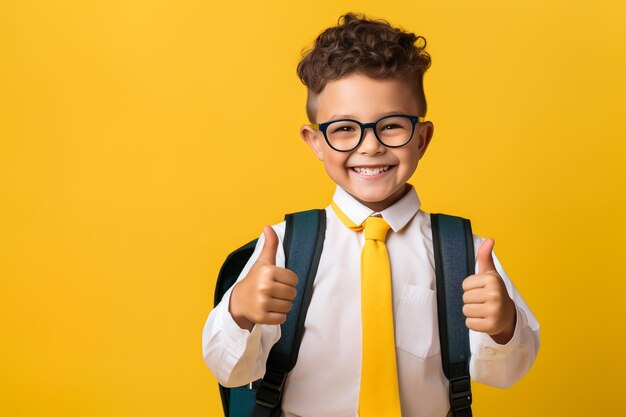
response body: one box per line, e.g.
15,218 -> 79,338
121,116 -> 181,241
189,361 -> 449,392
363,216 -> 391,242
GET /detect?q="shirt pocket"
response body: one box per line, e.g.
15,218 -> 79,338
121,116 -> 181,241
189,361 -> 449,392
395,283 -> 440,360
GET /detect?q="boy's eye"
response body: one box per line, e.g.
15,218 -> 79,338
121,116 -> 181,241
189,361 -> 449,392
330,125 -> 356,133
381,123 -> 401,130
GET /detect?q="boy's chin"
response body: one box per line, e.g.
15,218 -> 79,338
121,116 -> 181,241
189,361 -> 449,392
348,184 -> 409,210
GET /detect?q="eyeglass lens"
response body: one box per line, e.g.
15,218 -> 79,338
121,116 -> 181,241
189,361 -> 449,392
326,116 -> 414,151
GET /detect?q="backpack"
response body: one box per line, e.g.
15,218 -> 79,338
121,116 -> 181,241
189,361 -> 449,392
213,209 -> 474,417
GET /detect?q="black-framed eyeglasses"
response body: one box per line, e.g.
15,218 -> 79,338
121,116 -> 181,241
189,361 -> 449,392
310,114 -> 426,152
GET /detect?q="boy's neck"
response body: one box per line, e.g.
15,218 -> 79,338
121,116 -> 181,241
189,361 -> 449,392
350,183 -> 410,213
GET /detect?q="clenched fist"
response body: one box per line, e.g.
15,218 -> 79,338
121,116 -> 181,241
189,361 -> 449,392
462,238 -> 517,344
228,226 -> 299,332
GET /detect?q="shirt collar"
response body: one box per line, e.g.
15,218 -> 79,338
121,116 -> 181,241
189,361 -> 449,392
331,184 -> 421,233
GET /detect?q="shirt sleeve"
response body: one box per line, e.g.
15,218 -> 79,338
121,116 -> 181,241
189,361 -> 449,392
468,235 -> 541,388
201,222 -> 287,388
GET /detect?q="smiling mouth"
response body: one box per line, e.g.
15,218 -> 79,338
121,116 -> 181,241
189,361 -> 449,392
351,165 -> 392,176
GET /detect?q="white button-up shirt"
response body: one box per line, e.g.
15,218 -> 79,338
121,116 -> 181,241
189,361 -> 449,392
202,184 -> 540,417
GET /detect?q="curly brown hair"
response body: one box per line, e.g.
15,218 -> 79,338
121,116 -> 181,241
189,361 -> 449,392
297,12 -> 431,123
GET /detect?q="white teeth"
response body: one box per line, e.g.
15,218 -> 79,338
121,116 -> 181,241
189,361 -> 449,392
352,165 -> 390,175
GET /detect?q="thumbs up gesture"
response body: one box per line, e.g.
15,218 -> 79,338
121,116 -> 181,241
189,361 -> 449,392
462,238 -> 517,344
229,226 -> 299,331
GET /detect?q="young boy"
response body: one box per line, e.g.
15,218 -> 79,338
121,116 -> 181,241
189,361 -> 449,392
202,12 -> 540,417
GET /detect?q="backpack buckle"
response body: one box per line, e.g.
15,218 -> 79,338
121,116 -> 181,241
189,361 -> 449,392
449,376 -> 472,412
255,368 -> 287,408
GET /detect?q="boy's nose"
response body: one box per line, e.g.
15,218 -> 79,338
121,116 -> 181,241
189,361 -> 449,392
357,127 -> 385,155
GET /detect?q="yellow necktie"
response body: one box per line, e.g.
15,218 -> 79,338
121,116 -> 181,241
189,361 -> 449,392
331,202 -> 402,417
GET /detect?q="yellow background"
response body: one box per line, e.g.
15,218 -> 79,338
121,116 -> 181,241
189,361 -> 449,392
1,0 -> 625,416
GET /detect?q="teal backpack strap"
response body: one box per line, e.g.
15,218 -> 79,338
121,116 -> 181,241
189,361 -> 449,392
431,213 -> 475,417
213,209 -> 326,417
252,209 -> 326,417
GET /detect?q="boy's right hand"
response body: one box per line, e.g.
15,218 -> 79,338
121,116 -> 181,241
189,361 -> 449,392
228,226 -> 298,332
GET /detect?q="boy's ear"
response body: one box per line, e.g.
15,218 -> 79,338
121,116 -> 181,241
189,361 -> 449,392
300,124 -> 325,161
416,121 -> 434,160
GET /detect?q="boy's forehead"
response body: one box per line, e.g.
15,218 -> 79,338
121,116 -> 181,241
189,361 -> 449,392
314,74 -> 420,121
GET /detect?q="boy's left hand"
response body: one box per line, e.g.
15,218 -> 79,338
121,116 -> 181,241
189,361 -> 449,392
462,238 -> 517,345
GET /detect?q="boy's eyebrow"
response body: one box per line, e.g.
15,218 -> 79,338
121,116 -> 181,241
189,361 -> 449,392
327,110 -> 410,120
327,114 -> 358,120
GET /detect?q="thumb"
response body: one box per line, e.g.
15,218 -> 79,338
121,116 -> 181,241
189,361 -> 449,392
477,238 -> 496,274
257,226 -> 278,265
